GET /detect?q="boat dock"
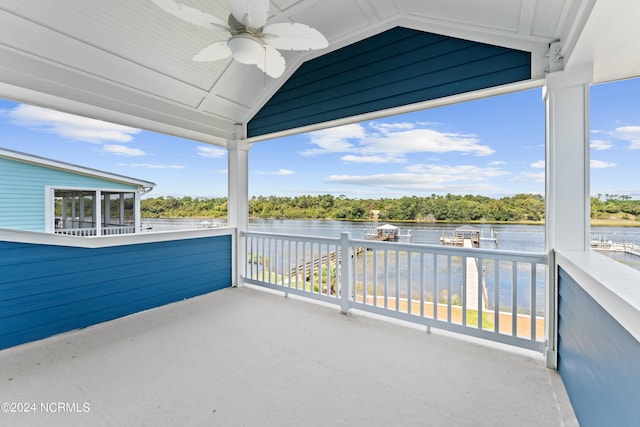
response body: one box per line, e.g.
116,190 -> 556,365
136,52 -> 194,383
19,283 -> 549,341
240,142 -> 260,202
365,224 -> 412,242
463,239 -> 488,310
591,240 -> 640,257
441,225 -> 497,248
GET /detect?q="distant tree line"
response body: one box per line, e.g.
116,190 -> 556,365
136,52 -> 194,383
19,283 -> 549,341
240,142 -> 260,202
140,194 -> 639,223
142,196 -> 228,219
246,193 -> 547,222
591,194 -> 640,221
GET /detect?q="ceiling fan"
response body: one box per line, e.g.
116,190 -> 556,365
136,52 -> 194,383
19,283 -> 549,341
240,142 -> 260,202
151,0 -> 329,78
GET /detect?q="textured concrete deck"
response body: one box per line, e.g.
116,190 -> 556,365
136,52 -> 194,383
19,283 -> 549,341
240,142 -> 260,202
0,286 -> 577,426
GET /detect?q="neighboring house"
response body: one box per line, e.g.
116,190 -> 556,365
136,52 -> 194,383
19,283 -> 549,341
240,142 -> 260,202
0,148 -> 155,235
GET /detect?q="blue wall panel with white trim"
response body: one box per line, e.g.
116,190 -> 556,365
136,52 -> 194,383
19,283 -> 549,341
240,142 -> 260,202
558,268 -> 640,426
0,235 -> 231,350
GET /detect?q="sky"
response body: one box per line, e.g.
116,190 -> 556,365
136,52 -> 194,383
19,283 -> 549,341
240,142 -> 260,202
0,77 -> 638,200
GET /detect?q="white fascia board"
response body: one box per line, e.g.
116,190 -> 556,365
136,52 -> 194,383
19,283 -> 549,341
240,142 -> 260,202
0,147 -> 156,190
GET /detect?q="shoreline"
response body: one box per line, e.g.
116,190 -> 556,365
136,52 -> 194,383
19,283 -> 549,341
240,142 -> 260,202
144,216 -> 640,228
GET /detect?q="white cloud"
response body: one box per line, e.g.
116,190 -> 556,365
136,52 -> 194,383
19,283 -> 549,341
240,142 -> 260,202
8,104 -> 140,143
325,163 -> 507,193
301,124 -> 364,156
119,163 -> 184,169
612,125 -> 640,149
325,172 -> 496,193
590,159 -> 616,168
530,160 -> 545,169
341,154 -> 404,164
363,128 -> 494,157
368,121 -> 416,133
489,161 -> 506,166
301,121 -> 494,162
274,169 -> 294,175
406,164 -> 509,178
256,169 -> 294,176
104,144 -> 145,156
197,145 -> 226,158
591,139 -> 613,150
513,172 -> 545,183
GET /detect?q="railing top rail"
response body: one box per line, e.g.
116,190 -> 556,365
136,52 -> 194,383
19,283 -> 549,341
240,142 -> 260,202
242,230 -> 340,245
242,230 -> 547,264
351,237 -> 548,263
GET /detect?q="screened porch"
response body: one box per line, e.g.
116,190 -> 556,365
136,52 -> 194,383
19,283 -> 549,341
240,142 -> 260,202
54,190 -> 137,236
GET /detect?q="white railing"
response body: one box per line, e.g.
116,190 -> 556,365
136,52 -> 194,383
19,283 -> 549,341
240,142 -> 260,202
242,231 -> 547,351
55,225 -> 136,236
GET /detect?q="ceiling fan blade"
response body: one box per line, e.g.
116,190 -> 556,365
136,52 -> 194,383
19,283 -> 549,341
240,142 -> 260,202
193,41 -> 232,62
151,0 -> 229,32
255,45 -> 286,78
229,0 -> 269,28
263,22 -> 328,50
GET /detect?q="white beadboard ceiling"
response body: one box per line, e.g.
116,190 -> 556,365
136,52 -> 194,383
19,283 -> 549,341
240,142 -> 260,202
0,0 -> 637,147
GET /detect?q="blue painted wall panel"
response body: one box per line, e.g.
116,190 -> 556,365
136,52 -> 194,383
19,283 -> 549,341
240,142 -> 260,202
558,268 -> 640,426
248,27 -> 531,137
0,235 -> 232,350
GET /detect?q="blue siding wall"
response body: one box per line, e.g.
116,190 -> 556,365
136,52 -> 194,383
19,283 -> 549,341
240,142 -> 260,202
558,268 -> 640,426
0,156 -> 138,232
0,235 -> 231,350
248,27 -> 531,137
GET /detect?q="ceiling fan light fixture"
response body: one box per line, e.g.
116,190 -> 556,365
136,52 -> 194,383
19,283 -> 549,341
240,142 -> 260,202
227,34 -> 264,64
153,0 -> 327,77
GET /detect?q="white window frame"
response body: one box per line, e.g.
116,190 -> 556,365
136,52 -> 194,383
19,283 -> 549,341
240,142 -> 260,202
45,186 -> 141,234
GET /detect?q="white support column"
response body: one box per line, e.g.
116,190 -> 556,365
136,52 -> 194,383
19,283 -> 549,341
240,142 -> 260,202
62,195 -> 68,227
134,191 -> 141,234
543,64 -> 593,369
545,65 -> 592,252
228,136 -> 251,287
103,193 -> 111,230
71,195 -> 76,227
95,190 -> 102,236
119,193 -> 125,225
79,195 -> 85,227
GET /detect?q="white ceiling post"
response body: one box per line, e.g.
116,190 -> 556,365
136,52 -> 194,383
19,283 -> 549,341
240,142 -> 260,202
119,193 -> 125,226
228,130 -> 251,287
95,190 -> 102,237
71,195 -> 76,227
44,187 -> 54,233
134,191 -> 141,234
103,193 -> 111,232
79,194 -> 85,227
62,195 -> 68,227
545,64 -> 593,252
543,64 -> 593,369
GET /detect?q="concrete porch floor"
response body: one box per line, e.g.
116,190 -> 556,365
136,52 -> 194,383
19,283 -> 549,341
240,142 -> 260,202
0,286 -> 577,426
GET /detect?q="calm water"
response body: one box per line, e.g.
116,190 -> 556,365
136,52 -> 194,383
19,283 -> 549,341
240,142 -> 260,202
249,220 -> 544,252
142,218 -> 640,269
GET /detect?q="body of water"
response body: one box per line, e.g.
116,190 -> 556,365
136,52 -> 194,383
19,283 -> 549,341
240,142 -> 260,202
249,220 -> 545,252
142,218 -> 640,270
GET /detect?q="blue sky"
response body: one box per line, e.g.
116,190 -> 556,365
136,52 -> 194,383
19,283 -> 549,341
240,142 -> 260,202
0,77 -> 638,199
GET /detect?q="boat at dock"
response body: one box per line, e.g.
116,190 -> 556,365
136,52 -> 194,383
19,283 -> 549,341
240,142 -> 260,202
365,223 -> 412,242
440,225 -> 498,248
